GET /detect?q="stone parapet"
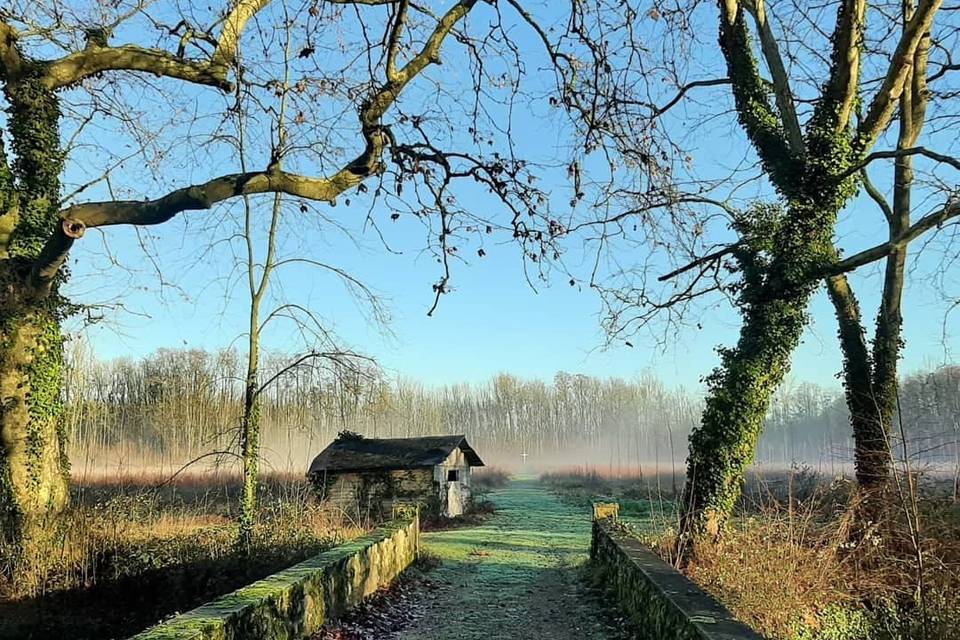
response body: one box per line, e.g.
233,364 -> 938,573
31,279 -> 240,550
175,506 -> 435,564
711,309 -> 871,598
591,511 -> 763,640
130,516 -> 419,640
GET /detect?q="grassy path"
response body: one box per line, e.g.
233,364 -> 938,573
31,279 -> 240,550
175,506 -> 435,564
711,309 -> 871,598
395,479 -> 624,639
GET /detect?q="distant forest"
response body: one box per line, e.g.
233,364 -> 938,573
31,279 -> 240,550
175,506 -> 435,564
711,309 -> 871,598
63,342 -> 960,475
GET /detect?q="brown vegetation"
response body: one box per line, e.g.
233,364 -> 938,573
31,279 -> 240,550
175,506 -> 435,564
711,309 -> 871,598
0,471 -> 360,640
546,465 -> 960,640
471,466 -> 512,492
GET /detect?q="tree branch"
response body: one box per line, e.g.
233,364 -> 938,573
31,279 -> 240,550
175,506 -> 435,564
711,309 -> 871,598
658,243 -> 742,282
40,0 -> 272,90
743,0 -> 804,155
715,0 -> 796,189
825,197 -> 960,276
838,145 -> 960,180
0,20 -> 24,80
385,0 -> 409,84
43,45 -> 233,91
856,0 -> 943,152
811,0 -> 866,136
860,169 -> 894,222
660,196 -> 960,284
650,78 -> 732,118
255,351 -> 374,399
29,0 -> 478,291
362,0 -> 478,126
210,0 -> 271,72
67,145 -> 387,227
927,62 -> 960,83
29,130 -> 387,292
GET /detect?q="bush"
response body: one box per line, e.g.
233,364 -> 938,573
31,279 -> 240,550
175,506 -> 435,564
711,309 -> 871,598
472,466 -> 511,492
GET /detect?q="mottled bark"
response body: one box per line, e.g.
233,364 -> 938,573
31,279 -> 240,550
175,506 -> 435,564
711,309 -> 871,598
0,63 -> 69,564
0,309 -> 69,559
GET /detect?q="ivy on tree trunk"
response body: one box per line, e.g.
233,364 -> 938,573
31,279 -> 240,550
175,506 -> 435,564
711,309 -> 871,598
0,65 -> 71,566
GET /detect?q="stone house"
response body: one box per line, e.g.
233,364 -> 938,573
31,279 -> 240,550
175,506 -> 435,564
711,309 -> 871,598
307,434 -> 484,519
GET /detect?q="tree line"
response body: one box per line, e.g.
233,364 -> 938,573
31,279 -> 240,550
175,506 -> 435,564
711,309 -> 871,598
63,344 -> 960,478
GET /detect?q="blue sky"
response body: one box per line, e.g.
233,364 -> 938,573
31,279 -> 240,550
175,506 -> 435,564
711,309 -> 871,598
68,193 -> 958,391
58,1 -> 959,390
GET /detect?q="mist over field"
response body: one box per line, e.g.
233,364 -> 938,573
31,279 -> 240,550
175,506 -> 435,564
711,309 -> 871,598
64,342 -> 960,483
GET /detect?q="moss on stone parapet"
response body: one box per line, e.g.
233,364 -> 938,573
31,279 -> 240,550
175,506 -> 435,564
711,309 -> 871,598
130,516 -> 419,640
590,516 -> 762,640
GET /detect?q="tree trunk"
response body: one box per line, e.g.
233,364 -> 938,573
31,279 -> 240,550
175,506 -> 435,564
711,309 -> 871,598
0,305 -> 69,564
677,197 -> 845,550
1,66 -> 70,568
822,15 -> 926,509
826,274 -> 892,494
237,280 -> 262,552
679,292 -> 807,544
237,370 -> 260,552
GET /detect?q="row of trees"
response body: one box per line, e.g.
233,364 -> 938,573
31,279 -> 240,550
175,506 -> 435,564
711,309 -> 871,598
63,344 -> 960,478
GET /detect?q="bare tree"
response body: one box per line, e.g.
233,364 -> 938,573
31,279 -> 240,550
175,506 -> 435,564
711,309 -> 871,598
0,0 -> 614,564
230,34 -> 380,547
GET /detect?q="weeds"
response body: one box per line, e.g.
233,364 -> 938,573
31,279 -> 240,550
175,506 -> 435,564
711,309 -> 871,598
471,466 -> 511,492
0,470 -> 360,640
420,499 -> 496,532
547,465 -> 960,640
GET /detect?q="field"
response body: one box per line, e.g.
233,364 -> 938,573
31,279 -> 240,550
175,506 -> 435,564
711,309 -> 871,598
542,465 -> 960,640
0,470 -> 362,640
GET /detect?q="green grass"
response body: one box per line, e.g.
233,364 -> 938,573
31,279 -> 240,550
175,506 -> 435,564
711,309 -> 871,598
396,479 -> 633,639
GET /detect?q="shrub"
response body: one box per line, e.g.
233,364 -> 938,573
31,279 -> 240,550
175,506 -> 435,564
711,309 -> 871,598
472,466 -> 511,492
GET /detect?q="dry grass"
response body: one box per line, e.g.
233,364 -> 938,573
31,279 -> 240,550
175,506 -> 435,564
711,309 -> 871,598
542,464 -> 685,498
681,500 -> 860,639
472,466 -> 512,492
547,466 -> 960,640
0,470 -> 362,640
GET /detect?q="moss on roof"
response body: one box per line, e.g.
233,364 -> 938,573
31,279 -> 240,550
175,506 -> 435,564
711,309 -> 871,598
307,435 -> 484,476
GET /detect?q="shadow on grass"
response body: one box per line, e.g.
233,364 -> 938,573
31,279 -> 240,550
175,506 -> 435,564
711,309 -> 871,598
0,538 -> 334,640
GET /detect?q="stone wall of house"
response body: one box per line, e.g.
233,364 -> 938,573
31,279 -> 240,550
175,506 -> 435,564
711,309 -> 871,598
590,508 -> 762,640
130,515 -> 419,640
433,448 -> 472,517
317,468 -> 437,519
312,449 -> 476,519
